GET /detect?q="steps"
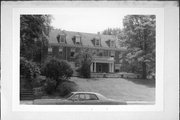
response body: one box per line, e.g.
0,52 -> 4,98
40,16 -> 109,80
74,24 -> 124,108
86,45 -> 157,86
20,89 -> 34,100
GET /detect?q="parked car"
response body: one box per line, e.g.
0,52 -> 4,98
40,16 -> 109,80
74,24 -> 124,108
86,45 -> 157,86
33,92 -> 127,105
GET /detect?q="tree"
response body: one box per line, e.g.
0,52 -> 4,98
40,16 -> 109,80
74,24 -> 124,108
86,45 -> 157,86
20,15 -> 52,63
20,57 -> 40,79
101,28 -> 122,35
75,48 -> 93,78
41,58 -> 73,88
122,15 -> 156,79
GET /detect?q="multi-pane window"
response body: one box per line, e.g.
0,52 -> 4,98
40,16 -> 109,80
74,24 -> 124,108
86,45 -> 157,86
59,47 -> 63,56
60,35 -> 66,43
48,47 -> 52,53
57,35 -> 66,43
98,50 -> 104,56
75,36 -> 81,45
95,39 -> 100,46
110,40 -> 115,48
110,51 -> 115,57
70,48 -> 76,57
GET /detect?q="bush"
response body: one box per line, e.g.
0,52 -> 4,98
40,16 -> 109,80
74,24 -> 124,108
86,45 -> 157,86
56,81 -> 78,97
32,75 -> 46,88
43,78 -> 56,95
78,62 -> 91,78
41,58 -> 73,89
20,57 -> 40,79
41,58 -> 73,80
33,87 -> 45,99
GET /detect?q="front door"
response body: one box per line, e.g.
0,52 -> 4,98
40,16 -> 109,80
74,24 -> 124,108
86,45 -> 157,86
97,64 -> 102,73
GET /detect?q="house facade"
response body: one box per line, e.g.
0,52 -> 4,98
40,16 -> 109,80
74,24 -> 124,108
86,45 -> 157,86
48,29 -> 126,74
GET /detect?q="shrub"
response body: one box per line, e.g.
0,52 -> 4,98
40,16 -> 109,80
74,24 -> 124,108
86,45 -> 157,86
43,78 -> 56,95
56,81 -> 78,97
33,87 -> 45,99
32,75 -> 46,88
41,58 -> 73,88
20,57 -> 40,79
78,62 -> 91,78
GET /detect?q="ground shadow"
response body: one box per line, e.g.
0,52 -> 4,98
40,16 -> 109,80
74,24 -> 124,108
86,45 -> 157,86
125,78 -> 155,88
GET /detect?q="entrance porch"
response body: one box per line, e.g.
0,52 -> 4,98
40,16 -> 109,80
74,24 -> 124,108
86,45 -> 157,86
90,56 -> 114,73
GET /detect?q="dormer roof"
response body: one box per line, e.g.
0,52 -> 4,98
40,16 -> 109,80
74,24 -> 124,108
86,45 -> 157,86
48,29 -> 124,50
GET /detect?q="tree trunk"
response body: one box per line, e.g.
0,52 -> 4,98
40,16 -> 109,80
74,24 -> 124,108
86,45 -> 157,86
142,62 -> 147,79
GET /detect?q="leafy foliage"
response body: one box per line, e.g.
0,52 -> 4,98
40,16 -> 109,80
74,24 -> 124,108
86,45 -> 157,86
77,62 -> 91,78
101,15 -> 155,79
20,57 -> 40,79
56,81 -> 78,96
122,15 -> 156,79
43,78 -> 57,95
41,58 -> 73,89
75,49 -> 93,78
101,28 -> 122,35
20,15 -> 52,63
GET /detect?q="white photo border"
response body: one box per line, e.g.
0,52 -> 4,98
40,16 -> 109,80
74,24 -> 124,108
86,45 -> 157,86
12,7 -> 164,112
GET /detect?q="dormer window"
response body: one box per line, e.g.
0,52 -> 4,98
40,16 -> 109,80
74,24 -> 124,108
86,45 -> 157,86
57,34 -> 66,43
95,39 -> 100,46
109,40 -> 115,48
75,35 -> 81,45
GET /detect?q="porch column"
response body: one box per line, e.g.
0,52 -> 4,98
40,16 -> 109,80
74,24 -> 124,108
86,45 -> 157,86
109,63 -> 111,73
94,62 -> 96,72
90,62 -> 93,72
112,62 -> 114,73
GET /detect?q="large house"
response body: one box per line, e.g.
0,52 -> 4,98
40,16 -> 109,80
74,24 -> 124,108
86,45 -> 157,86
48,29 -> 126,75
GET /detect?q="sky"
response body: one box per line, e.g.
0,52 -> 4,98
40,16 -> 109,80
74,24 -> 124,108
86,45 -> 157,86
51,8 -> 126,34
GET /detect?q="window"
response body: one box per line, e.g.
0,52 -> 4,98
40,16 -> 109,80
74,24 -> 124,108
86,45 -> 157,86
71,94 -> 79,101
110,40 -> 115,48
60,35 -> 66,43
98,50 -> 103,56
57,34 -> 66,43
110,51 -> 115,57
59,47 -> 63,56
75,36 -> 81,45
79,94 -> 86,101
70,48 -> 75,57
85,94 -> 98,100
98,64 -> 102,73
48,47 -> 52,53
95,39 -> 100,46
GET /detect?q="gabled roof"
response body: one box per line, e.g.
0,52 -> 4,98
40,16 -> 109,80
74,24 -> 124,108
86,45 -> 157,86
48,29 -> 123,50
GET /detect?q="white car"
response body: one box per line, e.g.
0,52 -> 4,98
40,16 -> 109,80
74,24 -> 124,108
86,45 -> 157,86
33,92 -> 127,105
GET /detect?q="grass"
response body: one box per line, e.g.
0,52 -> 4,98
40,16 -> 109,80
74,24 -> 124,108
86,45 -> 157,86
70,77 -> 155,102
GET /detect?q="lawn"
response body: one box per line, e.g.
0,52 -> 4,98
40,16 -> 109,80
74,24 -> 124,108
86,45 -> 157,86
70,77 -> 155,102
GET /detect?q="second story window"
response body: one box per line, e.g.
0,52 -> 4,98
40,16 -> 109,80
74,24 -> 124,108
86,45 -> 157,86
110,51 -> 115,57
70,48 -> 75,58
57,34 -> 66,43
48,47 -> 52,53
48,47 -> 53,55
59,47 -> 63,56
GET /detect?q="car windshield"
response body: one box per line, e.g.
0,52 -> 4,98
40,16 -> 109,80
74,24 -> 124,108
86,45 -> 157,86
64,93 -> 74,99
